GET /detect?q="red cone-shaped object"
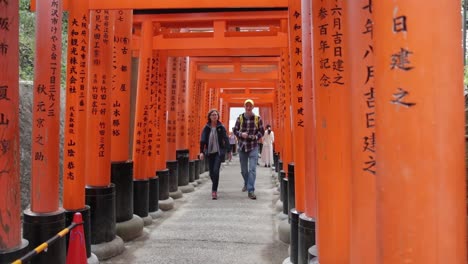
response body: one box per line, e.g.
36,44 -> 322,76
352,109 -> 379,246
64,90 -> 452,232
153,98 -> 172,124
66,212 -> 87,264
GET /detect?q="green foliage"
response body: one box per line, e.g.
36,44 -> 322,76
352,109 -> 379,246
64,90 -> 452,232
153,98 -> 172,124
19,0 -> 35,81
19,0 -> 68,86
465,66 -> 468,88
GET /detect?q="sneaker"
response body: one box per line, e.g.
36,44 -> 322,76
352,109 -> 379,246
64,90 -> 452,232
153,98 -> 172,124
242,186 -> 247,192
264,164 -> 267,167
212,191 -> 217,200
248,192 -> 257,200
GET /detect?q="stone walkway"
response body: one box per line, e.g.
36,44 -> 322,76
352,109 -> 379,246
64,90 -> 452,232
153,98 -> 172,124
101,155 -> 288,264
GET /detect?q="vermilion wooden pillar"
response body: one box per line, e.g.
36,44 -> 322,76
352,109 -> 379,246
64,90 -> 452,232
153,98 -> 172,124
175,57 -> 191,191
85,10 -> 114,187
166,57 -> 177,161
288,2 -> 309,262
148,50 -> 161,175
110,12 -> 132,163
301,0 -> 316,219
221,99 -> 229,125
132,19 -> 153,219
274,82 -> 283,159
109,10 -> 134,226
344,1 -> 376,263
187,61 -> 195,160
62,0 -> 92,258
0,1 -> 28,262
133,20 -> 152,181
311,0 -> 351,262
30,0 -> 62,214
23,0 -> 66,262
85,10 -> 118,246
288,0 -> 305,213
166,57 -> 181,197
176,57 -> 189,150
299,0 -> 317,263
374,1 -> 466,263
63,0 -> 89,213
279,49 -> 293,166
155,52 -> 168,171
213,86 -> 220,110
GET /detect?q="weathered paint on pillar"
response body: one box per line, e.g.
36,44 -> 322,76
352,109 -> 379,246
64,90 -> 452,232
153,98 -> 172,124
63,0 -> 89,210
288,0 -> 305,212
133,20 -> 152,180
31,0 -> 62,213
146,49 -> 159,176
166,57 -> 177,160
195,80 -> 206,152
155,51 -> 168,170
176,57 -> 188,150
344,0 -> 376,263
311,0 -> 351,262
279,48 -> 293,166
188,62 -> 202,160
111,10 -> 132,162
273,82 -> 283,156
374,1 -> 467,263
301,0 -> 317,218
0,0 -> 22,249
212,86 -> 220,110
85,10 -> 114,187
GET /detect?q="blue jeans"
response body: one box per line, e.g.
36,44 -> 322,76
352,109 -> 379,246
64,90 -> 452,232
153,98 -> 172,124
239,147 -> 258,193
208,153 -> 222,192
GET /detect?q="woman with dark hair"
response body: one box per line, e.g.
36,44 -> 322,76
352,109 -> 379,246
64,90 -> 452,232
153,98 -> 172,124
261,124 -> 274,167
199,109 -> 231,200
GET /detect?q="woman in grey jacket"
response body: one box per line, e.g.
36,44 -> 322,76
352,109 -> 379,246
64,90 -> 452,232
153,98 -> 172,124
199,109 -> 231,200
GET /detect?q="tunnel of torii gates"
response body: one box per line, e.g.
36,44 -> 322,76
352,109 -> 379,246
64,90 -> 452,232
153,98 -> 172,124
0,0 -> 466,263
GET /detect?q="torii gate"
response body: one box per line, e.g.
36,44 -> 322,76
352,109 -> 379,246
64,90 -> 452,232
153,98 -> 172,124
1,1 -> 466,264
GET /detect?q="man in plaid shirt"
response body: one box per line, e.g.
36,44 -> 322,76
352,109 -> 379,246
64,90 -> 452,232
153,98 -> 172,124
233,99 -> 265,200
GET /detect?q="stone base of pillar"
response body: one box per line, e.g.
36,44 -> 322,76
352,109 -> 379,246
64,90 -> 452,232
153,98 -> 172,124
308,245 -> 318,264
87,253 -> 99,264
116,214 -> 143,242
159,197 -> 175,211
278,218 -> 290,244
0,239 -> 29,263
65,206 -> 91,258
277,212 -> 288,221
23,208 -> 66,264
282,256 -> 293,264
141,215 -> 153,226
91,235 -> 124,261
275,199 -> 283,212
149,209 -> 163,219
179,184 -> 195,193
169,189 -> 183,199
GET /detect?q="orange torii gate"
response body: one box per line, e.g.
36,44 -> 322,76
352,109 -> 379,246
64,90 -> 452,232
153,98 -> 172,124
0,1 -> 29,263
2,1 -> 465,263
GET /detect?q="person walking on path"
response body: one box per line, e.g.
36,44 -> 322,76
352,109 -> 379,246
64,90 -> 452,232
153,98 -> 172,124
199,109 -> 231,200
228,129 -> 237,159
233,99 -> 265,200
261,124 -> 274,167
